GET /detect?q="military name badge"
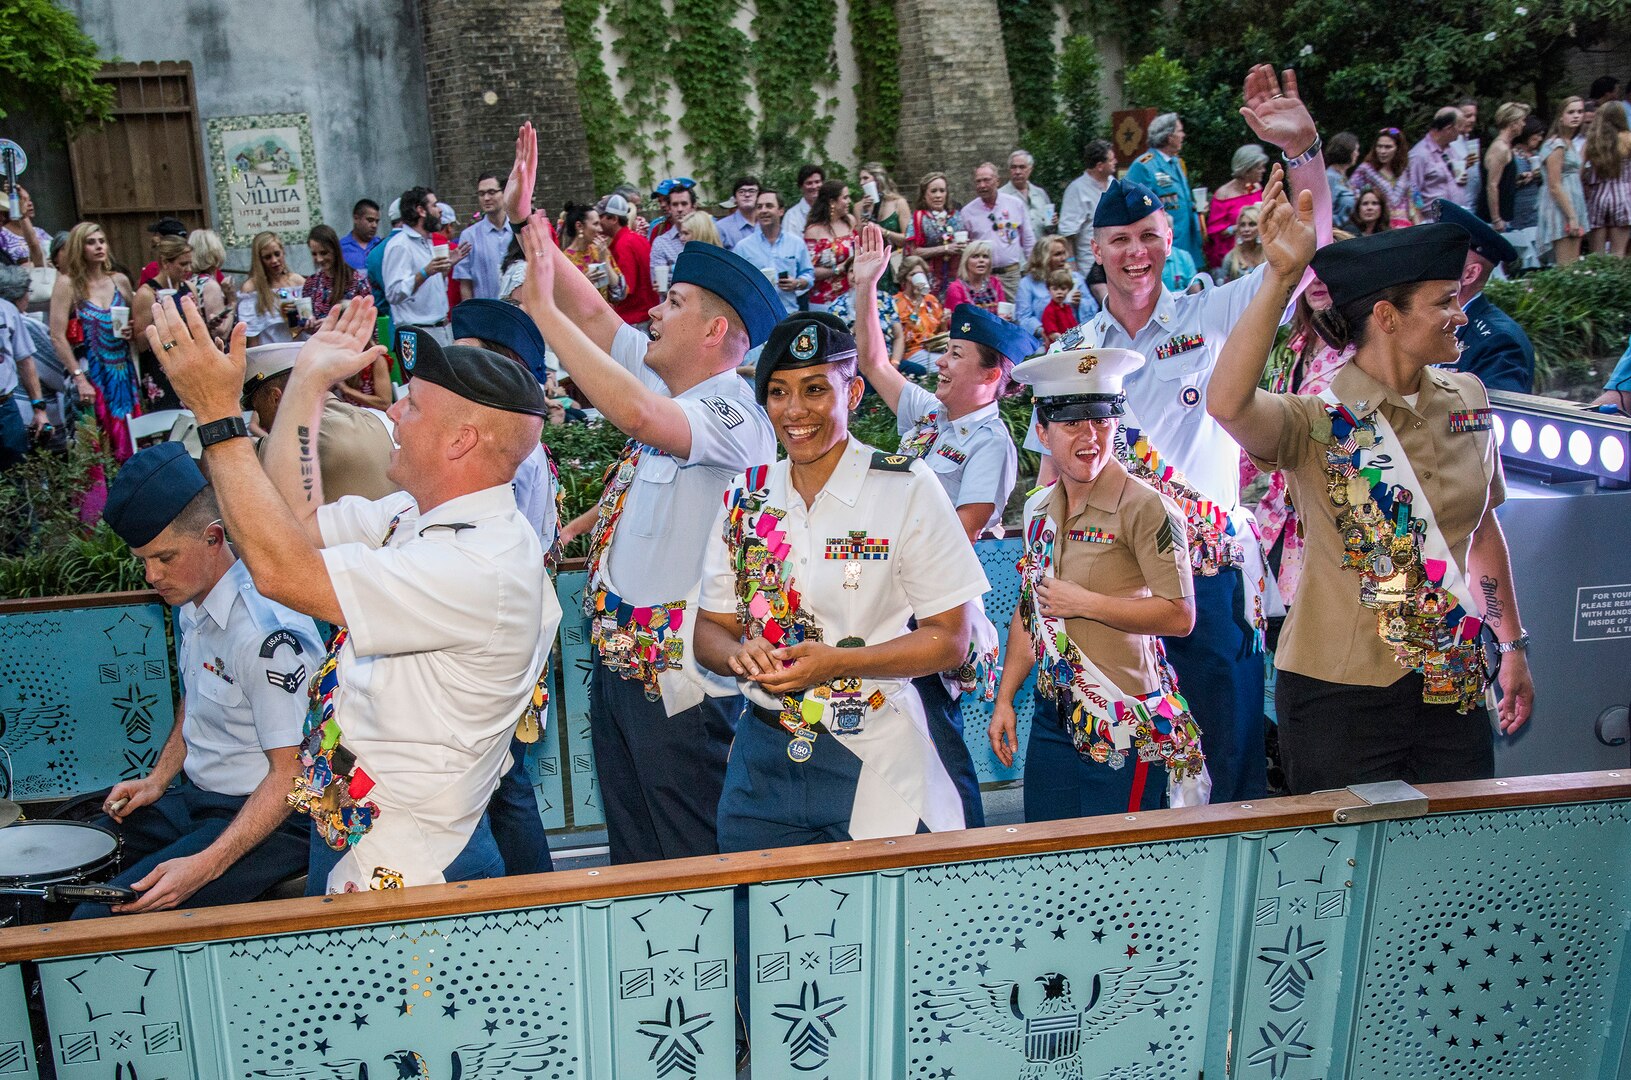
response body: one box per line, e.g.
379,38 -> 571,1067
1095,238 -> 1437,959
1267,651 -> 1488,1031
1448,408 -> 1493,433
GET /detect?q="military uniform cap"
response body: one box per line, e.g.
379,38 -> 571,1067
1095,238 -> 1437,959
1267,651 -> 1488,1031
241,342 -> 304,407
105,443 -> 209,549
1012,347 -> 1148,422
1310,222 -> 1471,311
1093,178 -> 1163,228
1434,199 -> 1516,266
672,241 -> 784,348
394,327 -> 548,417
754,312 -> 857,405
451,299 -> 551,385
949,303 -> 1038,364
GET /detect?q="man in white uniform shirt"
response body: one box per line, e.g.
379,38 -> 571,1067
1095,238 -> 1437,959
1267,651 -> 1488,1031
83,444 -> 321,916
145,293 -> 558,892
507,120 -> 783,863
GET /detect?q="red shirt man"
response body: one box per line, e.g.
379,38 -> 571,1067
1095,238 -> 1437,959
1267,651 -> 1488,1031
602,194 -> 659,324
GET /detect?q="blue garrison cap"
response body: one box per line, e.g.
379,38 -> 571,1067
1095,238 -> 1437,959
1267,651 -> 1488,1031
672,241 -> 784,348
1093,178 -> 1163,228
105,443 -> 208,549
452,299 -> 550,385
1434,199 -> 1516,266
949,303 -> 1039,364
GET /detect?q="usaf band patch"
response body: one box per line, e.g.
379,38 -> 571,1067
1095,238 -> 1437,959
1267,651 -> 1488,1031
259,629 -> 305,658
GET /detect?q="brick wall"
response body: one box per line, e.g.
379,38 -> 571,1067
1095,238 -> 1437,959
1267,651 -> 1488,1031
893,0 -> 1020,198
418,0 -> 595,219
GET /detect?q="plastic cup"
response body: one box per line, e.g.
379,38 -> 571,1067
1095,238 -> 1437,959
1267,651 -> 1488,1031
109,305 -> 130,333
296,296 -> 314,321
760,266 -> 778,285
432,244 -> 450,260
954,230 -> 970,244
654,264 -> 671,292
997,301 -> 1015,320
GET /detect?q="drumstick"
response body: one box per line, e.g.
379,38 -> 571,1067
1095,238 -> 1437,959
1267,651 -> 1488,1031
108,795 -> 130,814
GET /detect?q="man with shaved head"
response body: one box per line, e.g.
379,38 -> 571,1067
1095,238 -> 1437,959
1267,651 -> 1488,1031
144,292 -> 560,892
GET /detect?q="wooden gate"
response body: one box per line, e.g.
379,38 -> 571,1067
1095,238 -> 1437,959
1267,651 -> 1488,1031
66,61 -> 209,275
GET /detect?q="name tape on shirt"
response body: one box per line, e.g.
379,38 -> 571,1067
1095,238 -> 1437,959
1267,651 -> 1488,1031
702,396 -> 746,429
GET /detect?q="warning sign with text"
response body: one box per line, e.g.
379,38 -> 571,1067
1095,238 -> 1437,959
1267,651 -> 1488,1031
1574,583 -> 1631,641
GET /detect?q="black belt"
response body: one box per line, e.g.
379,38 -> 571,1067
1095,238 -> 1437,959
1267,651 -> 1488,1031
749,702 -> 826,736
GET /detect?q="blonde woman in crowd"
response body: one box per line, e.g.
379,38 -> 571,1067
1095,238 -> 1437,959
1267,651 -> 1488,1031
236,231 -> 305,345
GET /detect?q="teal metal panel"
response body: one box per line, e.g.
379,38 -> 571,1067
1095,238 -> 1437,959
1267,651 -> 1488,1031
0,961 -> 37,1078
555,570 -> 604,829
531,650 -> 568,831
962,537 -> 1034,785
36,949 -> 192,1079
906,838 -> 1228,1078
0,602 -> 176,802
1348,800 -> 1631,1078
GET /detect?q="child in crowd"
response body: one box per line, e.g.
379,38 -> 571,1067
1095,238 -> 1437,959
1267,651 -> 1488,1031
1040,268 -> 1080,343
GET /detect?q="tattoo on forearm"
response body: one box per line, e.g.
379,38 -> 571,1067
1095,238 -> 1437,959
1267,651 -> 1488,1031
297,425 -> 314,503
1480,575 -> 1504,626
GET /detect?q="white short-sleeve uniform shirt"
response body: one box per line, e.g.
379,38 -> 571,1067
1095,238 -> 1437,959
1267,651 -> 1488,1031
604,324 -> 775,713
175,559 -> 323,796
699,438 -> 990,839
894,381 -> 1018,533
316,483 -> 561,889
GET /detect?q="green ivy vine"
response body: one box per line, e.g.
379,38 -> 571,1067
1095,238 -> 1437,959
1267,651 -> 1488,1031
561,0 -> 639,192
847,0 -> 900,170
606,0 -> 677,190
752,0 -> 840,195
999,0 -> 1063,142
670,0 -> 758,198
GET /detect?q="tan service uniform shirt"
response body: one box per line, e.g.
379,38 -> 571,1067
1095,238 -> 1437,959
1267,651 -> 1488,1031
257,396 -> 400,502
1046,458 -> 1194,696
1249,362 -> 1504,687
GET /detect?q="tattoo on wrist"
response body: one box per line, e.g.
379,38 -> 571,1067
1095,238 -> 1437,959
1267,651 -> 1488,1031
297,425 -> 315,502
1479,575 -> 1504,626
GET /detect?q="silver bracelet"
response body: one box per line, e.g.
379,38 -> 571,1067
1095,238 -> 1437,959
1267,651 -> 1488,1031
1282,135 -> 1323,170
1494,630 -> 1530,654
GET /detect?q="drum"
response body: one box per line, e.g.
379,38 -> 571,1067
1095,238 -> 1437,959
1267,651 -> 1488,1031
0,820 -> 120,926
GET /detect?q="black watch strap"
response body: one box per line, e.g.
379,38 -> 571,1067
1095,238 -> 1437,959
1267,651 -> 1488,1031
197,415 -> 250,447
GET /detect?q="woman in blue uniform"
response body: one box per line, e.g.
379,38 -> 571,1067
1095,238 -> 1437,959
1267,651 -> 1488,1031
692,314 -> 991,848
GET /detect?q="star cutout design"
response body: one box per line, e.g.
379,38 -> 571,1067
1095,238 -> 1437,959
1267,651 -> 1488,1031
1518,1016 -> 1530,1029
1091,929 -> 1106,943
1532,933 -> 1544,945
484,1019 -> 501,1035
1501,999 -> 1515,1013
1051,925 -> 1067,941
443,1003 -> 459,1018
1449,1007 -> 1462,1020
1479,979 -> 1491,992
397,1000 -> 413,1016
1440,941 -> 1454,954
1488,920 -> 1501,932
351,1012 -> 369,1030
1463,926 -> 1478,939
1495,1031 -> 1507,1044
938,1031 -> 952,1044
1471,1038 -> 1482,1049
1457,958 -> 1470,970
975,962 -> 990,976
1541,952 -> 1554,964
1416,1008 -> 1429,1020
938,1069 -> 954,1079
314,1039 -> 331,1054
1154,1005 -> 1169,1019
1484,945 -> 1498,957
1474,1013 -> 1487,1026
1424,962 -> 1436,975
1513,922 -> 1526,934
1126,945 -> 1140,958
1148,1041 -> 1163,1055
1246,1017 -> 1314,1077
1011,936 -> 1026,952
1415,985 -> 1428,998
1516,977 -> 1529,989
1443,982 -> 1456,995
1509,952 -> 1523,965
1534,996 -> 1547,1008
1447,1035 -> 1459,1047
1541,973 -> 1555,986
1428,1025 -> 1440,1037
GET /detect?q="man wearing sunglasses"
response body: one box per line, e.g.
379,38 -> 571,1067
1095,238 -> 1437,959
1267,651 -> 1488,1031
80,444 -> 323,917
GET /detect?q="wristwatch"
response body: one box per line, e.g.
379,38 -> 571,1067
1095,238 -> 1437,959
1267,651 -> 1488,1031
197,415 -> 250,448
1494,631 -> 1530,654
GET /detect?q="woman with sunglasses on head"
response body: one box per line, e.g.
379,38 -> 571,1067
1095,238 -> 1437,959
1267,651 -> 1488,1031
1351,128 -> 1419,225
1208,168 -> 1533,795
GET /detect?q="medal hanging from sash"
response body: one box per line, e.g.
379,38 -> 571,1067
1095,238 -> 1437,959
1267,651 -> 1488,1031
724,467 -> 827,761
1319,399 -> 1490,712
1016,514 -> 1207,783
512,445 -> 568,741
286,515 -> 401,850
898,412 -> 940,460
583,439 -> 640,591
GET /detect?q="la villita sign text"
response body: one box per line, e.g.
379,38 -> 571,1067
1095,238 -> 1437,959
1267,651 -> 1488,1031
207,113 -> 323,246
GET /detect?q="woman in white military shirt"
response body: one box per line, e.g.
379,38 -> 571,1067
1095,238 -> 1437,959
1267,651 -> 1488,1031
693,314 -> 990,848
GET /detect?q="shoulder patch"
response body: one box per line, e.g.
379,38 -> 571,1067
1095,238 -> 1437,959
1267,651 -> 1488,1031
259,629 -> 305,659
870,452 -> 914,473
1136,153 -> 1153,163
1155,513 -> 1179,556
702,395 -> 746,429
266,665 -> 308,695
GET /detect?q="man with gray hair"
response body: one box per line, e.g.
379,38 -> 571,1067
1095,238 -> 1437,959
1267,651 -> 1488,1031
1001,149 -> 1056,239
0,264 -> 48,468
1125,112 -> 1206,269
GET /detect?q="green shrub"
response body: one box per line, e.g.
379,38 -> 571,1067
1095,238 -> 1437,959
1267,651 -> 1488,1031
1485,255 -> 1631,391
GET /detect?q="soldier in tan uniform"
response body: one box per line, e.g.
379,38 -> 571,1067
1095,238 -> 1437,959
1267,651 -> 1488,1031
990,348 -> 1205,819
1208,170 -> 1534,794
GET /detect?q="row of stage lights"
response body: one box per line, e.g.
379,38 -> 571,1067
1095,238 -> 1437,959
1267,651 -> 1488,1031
1488,391 -> 1631,487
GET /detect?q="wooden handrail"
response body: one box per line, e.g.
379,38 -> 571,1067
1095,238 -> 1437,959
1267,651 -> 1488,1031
0,589 -> 162,614
2,770 -> 1624,963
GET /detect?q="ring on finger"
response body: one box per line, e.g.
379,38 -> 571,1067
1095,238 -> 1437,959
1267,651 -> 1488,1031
161,341 -> 177,351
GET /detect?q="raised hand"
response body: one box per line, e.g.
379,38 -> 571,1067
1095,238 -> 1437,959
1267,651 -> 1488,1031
1240,64 -> 1318,156
146,294 -> 247,424
851,223 -> 893,292
295,294 -> 385,386
503,122 -> 538,223
516,211 -> 561,321
1256,164 -> 1318,280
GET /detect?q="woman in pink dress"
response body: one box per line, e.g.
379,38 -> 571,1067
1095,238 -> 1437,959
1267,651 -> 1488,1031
1204,145 -> 1267,269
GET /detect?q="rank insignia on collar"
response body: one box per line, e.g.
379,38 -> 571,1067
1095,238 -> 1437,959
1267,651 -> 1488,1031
1154,333 -> 1204,361
870,451 -> 913,472
791,327 -> 819,360
1448,408 -> 1494,433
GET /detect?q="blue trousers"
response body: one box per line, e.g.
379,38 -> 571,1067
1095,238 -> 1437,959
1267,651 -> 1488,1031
913,674 -> 985,828
1162,569 -> 1266,802
488,736 -> 553,876
73,784 -> 308,918
0,400 -> 28,471
589,653 -> 739,864
718,707 -> 877,852
1023,691 -> 1168,821
304,812 -> 505,895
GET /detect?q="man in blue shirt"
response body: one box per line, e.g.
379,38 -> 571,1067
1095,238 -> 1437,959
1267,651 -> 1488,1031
454,172 -> 513,301
1125,113 -> 1205,270
717,176 -> 760,250
731,190 -> 814,315
339,199 -> 383,272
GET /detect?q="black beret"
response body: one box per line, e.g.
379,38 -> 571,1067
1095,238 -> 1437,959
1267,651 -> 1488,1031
395,327 -> 548,417
1310,222 -> 1471,311
754,313 -> 857,405
451,299 -> 551,385
673,241 -> 784,348
105,443 -> 208,549
1093,178 -> 1163,228
1435,199 -> 1517,266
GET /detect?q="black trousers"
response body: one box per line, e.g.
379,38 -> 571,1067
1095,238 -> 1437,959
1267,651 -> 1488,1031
1276,669 -> 1495,795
